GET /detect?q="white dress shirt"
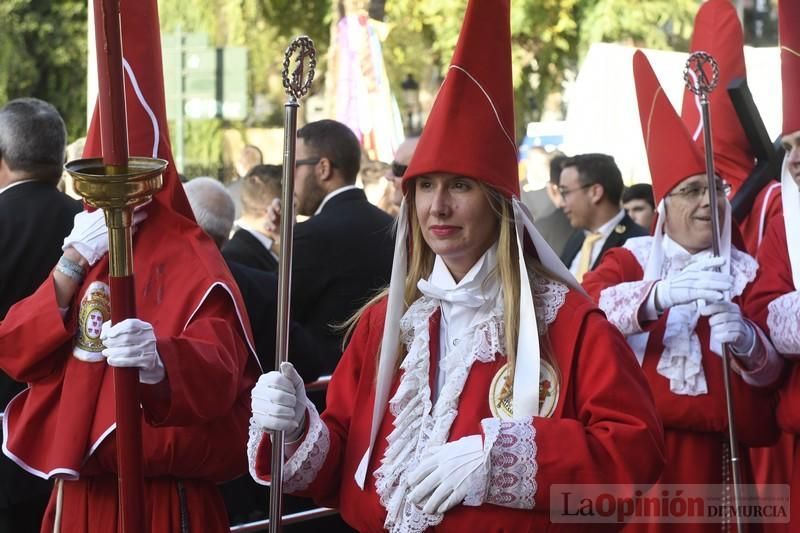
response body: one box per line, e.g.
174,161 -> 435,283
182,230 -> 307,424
0,178 -> 37,196
314,184 -> 359,215
417,244 -> 500,399
569,208 -> 626,276
234,220 -> 278,261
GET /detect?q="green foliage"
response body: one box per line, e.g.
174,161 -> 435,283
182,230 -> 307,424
0,0 -> 87,139
578,0 -> 697,53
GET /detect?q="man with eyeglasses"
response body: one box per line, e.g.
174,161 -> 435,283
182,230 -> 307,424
269,119 -> 395,378
559,153 -> 648,282
582,52 -> 781,523
744,0 -> 800,522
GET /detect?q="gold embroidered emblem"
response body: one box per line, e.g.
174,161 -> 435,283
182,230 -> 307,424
489,360 -> 559,420
73,281 -> 111,362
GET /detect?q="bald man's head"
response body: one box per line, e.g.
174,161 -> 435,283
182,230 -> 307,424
386,136 -> 420,208
184,177 -> 235,249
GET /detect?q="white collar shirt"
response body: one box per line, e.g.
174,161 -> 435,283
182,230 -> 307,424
569,208 -> 626,276
314,184 -> 359,216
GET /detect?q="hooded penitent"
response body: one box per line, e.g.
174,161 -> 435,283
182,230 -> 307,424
680,0 -> 755,190
2,0 -> 257,479
355,0 -> 581,489
779,0 -> 800,287
631,49 -> 735,393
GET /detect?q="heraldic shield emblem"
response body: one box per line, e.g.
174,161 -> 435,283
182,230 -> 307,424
489,360 -> 559,420
73,281 -> 111,362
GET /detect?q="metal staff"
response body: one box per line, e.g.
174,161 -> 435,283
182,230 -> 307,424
684,51 -> 745,532
270,36 -> 316,533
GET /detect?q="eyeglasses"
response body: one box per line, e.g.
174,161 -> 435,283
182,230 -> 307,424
391,161 -> 407,178
557,183 -> 592,199
667,181 -> 731,201
295,157 -> 321,167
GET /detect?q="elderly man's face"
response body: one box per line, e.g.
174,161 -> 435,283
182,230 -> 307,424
663,174 -> 727,254
781,131 -> 800,186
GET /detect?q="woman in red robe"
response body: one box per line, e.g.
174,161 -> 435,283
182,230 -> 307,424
248,1 -> 665,531
582,51 -> 782,533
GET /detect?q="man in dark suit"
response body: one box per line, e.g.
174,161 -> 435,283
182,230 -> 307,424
223,164 -> 281,273
558,153 -> 647,282
0,98 -> 81,533
274,119 -> 395,376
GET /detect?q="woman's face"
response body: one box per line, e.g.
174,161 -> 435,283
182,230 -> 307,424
414,173 -> 499,281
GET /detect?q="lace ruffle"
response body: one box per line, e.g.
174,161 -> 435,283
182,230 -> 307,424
767,291 -> 800,356
531,274 -> 568,333
598,281 -> 655,336
617,238 -> 756,395
374,274 -> 565,533
376,294 -> 501,533
246,398 -> 330,492
482,417 -> 537,509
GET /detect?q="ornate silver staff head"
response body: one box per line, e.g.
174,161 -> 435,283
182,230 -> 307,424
282,36 -> 317,101
684,51 -> 720,98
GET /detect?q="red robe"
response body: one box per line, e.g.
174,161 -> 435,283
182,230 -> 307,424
743,216 -> 799,523
583,245 -> 780,533
0,210 -> 260,533
253,284 -> 666,532
738,183 -> 783,256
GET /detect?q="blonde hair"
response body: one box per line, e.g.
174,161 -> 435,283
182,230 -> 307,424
342,180 -> 561,396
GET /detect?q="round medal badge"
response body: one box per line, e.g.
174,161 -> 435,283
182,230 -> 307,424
489,360 -> 558,419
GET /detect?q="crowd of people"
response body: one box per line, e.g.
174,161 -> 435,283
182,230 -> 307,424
1,0 -> 800,532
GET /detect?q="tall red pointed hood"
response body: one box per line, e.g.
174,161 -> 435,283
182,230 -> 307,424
82,2 -> 192,219
634,50 -> 706,205
402,0 -> 519,198
681,0 -> 753,188
780,0 -> 800,135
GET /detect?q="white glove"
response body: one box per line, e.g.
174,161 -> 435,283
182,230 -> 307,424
407,434 -> 489,514
100,318 -> 165,384
251,362 -> 307,441
654,256 -> 732,311
63,208 -> 148,266
700,301 -> 756,357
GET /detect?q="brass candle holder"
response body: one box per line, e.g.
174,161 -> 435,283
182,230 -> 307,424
64,157 -> 167,277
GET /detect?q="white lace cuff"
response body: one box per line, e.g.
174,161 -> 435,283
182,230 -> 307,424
767,291 -> 800,356
733,324 -> 784,388
479,417 -> 537,509
246,398 -> 330,492
598,281 -> 657,336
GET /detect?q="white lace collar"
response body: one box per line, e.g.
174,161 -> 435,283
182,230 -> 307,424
623,233 -> 757,396
374,273 -> 567,533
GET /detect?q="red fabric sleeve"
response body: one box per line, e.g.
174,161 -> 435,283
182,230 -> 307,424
255,299 -> 385,505
582,247 -> 665,333
743,218 -> 795,347
533,308 -> 666,509
142,286 -> 255,426
0,276 -> 74,383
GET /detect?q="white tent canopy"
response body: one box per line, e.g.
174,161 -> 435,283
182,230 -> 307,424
563,42 -> 782,184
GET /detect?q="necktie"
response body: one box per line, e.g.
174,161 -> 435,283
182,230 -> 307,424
575,232 -> 603,282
